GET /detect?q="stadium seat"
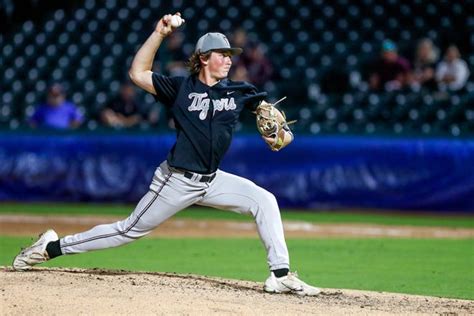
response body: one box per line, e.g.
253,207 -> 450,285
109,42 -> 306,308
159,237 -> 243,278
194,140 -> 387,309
0,1 -> 471,135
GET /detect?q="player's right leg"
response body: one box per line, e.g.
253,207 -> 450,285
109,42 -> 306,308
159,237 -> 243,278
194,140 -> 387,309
13,161 -> 201,270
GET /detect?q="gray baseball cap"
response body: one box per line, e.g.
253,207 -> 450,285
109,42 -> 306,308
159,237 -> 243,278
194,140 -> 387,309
194,32 -> 243,55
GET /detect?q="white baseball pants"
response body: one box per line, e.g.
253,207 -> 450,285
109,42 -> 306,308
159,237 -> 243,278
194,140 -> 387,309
60,161 -> 290,270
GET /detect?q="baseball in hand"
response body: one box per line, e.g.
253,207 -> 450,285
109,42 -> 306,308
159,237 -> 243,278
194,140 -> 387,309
170,15 -> 184,28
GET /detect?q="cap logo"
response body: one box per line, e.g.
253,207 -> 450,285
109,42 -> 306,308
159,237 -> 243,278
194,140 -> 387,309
221,34 -> 230,46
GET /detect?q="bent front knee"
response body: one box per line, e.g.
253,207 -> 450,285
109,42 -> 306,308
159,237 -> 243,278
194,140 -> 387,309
254,190 -> 280,214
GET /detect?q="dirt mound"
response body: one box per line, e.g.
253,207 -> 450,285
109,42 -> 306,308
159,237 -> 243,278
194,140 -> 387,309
1,267 -> 472,315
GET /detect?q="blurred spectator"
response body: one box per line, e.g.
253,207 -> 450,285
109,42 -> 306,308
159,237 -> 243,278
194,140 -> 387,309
158,32 -> 187,76
245,43 -> 274,88
29,84 -> 83,129
231,28 -> 250,51
231,42 -> 274,89
369,40 -> 411,91
231,65 -> 250,82
411,38 -> 438,91
230,28 -> 251,82
230,29 -> 273,89
101,82 -> 143,128
435,45 -> 470,92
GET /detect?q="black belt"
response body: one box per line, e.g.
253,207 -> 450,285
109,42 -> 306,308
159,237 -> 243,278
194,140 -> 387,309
183,171 -> 216,183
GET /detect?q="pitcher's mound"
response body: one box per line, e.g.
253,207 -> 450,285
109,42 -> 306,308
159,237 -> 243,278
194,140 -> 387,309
1,267 -> 472,315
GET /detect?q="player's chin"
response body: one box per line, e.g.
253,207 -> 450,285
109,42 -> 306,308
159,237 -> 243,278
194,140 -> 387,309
220,70 -> 230,78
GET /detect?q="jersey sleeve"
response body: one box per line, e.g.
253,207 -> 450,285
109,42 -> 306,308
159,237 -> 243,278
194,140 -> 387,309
241,85 -> 268,111
151,73 -> 185,107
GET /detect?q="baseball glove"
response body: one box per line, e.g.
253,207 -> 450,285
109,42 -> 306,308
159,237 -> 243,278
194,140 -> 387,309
255,97 -> 296,151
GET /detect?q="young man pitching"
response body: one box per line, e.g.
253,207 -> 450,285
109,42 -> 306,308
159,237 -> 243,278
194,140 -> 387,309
13,13 -> 319,296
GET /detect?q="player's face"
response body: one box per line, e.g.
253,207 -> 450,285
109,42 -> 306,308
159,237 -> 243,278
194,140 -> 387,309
207,51 -> 233,80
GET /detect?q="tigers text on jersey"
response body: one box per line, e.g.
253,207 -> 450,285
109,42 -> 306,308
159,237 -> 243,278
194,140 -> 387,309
152,74 -> 267,174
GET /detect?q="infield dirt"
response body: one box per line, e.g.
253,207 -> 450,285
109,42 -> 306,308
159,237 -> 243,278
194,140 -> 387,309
1,267 -> 473,315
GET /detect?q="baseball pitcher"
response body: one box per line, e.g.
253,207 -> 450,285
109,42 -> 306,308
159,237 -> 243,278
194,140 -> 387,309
13,12 -> 319,296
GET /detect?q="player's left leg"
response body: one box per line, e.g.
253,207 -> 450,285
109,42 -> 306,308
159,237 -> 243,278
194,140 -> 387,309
12,161 -> 203,270
197,170 -> 320,296
198,170 -> 289,270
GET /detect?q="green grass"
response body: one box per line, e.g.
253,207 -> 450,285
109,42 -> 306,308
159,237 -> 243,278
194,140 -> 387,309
1,203 -> 473,228
1,236 -> 473,300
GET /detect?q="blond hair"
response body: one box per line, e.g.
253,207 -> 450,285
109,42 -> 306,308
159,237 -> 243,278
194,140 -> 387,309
186,51 -> 212,75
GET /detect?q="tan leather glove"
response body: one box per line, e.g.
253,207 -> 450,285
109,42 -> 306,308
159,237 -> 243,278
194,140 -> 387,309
255,98 -> 296,151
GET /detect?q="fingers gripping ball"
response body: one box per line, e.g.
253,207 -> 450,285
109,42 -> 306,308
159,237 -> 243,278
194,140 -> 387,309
255,98 -> 296,151
158,13 -> 185,37
170,15 -> 184,28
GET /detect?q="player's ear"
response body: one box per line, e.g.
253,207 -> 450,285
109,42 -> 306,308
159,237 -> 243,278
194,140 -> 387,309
199,54 -> 209,67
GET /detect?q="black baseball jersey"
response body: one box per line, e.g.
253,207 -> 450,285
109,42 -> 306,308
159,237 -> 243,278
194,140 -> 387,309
152,73 -> 267,174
